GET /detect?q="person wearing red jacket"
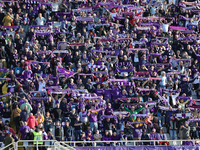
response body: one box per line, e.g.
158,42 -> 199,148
26,113 -> 38,129
4,125 -> 15,137
130,11 -> 143,25
93,73 -> 107,83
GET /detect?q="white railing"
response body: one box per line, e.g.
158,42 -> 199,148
2,139 -> 200,150
0,142 -> 15,150
63,139 -> 200,147
0,140 -> 75,150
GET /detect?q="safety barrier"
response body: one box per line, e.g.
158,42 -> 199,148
1,139 -> 200,150
0,140 -> 75,150
63,139 -> 200,147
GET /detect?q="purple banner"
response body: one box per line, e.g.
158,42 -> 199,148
75,146 -> 200,150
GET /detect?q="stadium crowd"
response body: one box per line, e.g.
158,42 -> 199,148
0,0 -> 200,149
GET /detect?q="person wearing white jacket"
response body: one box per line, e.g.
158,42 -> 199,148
167,92 -> 180,108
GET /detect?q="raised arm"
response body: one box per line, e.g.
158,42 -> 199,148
124,105 -> 131,113
134,106 -> 144,113
60,93 -> 66,101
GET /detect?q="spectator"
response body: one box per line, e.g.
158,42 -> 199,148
12,105 -> 21,133
93,130 -> 103,146
19,122 -> 30,140
52,103 -> 62,122
20,105 -> 30,123
63,120 -> 74,142
2,103 -> 11,125
141,129 -> 150,145
26,113 -> 38,129
35,111 -> 44,127
35,13 -> 46,25
3,133 -> 14,150
74,115 -> 82,141
20,99 -> 32,112
2,12 -> 13,26
44,112 -> 52,133
54,121 -> 62,141
179,123 -> 190,140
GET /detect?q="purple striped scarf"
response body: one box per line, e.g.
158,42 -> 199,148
0,93 -> 12,98
82,96 -> 100,99
175,113 -> 191,118
0,68 -> 8,72
159,106 -> 177,111
44,86 -> 61,90
92,49 -> 112,54
131,114 -> 148,117
109,79 -> 128,82
72,93 -> 95,97
50,89 -> 72,94
76,17 -> 94,22
53,50 -> 68,53
115,82 -> 135,86
0,78 -> 10,80
0,25 -> 20,29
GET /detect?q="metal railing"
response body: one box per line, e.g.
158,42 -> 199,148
1,139 -> 200,150
0,140 -> 75,150
63,139 -> 200,147
0,142 -> 15,150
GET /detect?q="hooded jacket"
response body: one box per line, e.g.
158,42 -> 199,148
26,115 -> 38,129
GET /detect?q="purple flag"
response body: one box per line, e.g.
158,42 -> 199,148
57,67 -> 74,78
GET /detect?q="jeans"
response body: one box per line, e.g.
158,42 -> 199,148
169,130 -> 177,140
90,122 -> 98,132
196,130 -> 199,138
190,130 -> 197,139
120,138 -> 127,146
134,62 -> 139,71
44,125 -> 52,132
66,137 -> 73,146
158,116 -> 165,126
94,142 -> 104,147
75,130 -> 82,141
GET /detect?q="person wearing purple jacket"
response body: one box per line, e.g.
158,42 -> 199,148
104,103 -> 113,115
131,124 -> 143,140
111,131 -> 120,146
150,128 -> 159,140
102,131 -> 111,146
88,108 -> 98,133
22,66 -> 32,81
150,128 -> 159,145
95,84 -> 104,96
19,122 -> 30,140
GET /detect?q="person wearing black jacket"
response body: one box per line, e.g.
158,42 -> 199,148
0,8 -> 5,25
143,4 -> 150,17
20,105 -> 30,123
103,118 -> 114,136
5,41 -> 14,67
74,116 -> 82,141
54,121 -> 62,141
179,77 -> 197,96
1,103 -> 11,125
0,47 -> 7,68
52,103 -> 62,122
141,129 -> 150,145
44,97 -> 54,113
64,120 -> 74,142
0,81 -> 6,96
